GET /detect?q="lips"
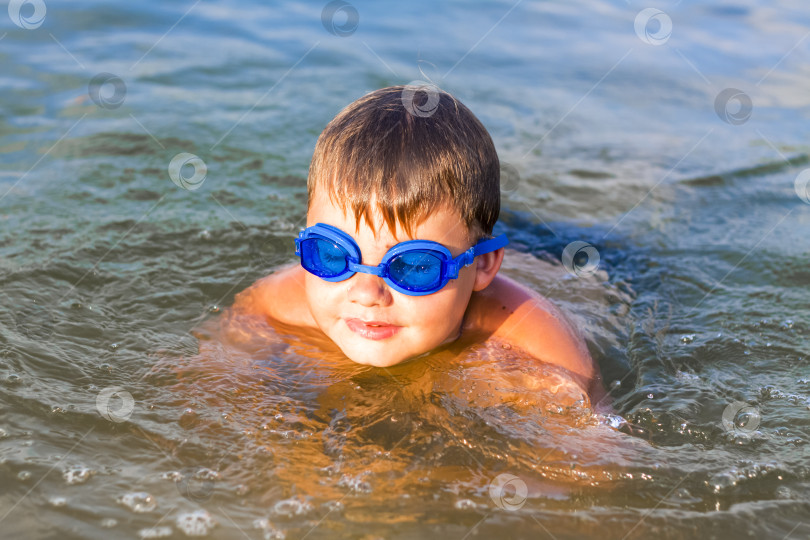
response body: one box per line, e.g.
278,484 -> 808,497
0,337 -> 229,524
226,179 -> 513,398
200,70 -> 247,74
345,318 -> 402,340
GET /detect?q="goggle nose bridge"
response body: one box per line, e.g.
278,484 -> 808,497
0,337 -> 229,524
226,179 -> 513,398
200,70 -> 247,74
346,259 -> 387,278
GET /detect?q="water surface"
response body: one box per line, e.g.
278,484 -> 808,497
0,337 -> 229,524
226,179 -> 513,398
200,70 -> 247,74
1,0 -> 809,538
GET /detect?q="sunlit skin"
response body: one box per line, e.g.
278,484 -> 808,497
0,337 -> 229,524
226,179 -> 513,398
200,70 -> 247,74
232,189 -> 608,403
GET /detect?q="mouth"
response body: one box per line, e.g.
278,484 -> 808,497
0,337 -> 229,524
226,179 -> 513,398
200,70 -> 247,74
344,318 -> 402,340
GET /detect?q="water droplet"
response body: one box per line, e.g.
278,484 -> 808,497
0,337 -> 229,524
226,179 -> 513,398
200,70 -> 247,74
118,492 -> 157,513
48,496 -> 67,507
321,500 -> 343,513
176,509 -> 216,536
63,466 -> 94,485
161,471 -> 183,482
454,499 -> 477,510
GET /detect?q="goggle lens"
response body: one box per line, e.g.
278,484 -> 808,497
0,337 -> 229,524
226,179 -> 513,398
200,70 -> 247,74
388,251 -> 443,291
301,237 -> 348,277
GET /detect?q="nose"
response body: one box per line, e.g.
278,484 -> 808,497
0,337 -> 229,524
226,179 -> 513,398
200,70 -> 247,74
347,271 -> 392,306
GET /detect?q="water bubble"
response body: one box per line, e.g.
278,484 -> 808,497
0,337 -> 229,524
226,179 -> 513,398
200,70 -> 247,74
175,509 -> 216,537
100,518 -> 118,528
708,472 -> 737,493
680,334 -> 696,344
117,492 -> 157,513
321,500 -> 343,513
162,471 -> 183,482
177,467 -> 218,503
781,319 -> 795,330
253,519 -> 286,540
138,526 -> 173,539
721,401 -> 761,436
454,499 -> 477,510
271,497 -> 314,519
17,471 -> 31,481
5,374 -> 21,385
63,466 -> 94,485
338,473 -> 372,493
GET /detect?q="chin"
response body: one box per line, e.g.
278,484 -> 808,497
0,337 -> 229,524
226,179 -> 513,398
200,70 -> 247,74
344,350 -> 408,368
335,340 -> 411,367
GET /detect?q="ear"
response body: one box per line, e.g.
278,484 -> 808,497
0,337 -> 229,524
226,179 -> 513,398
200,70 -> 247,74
472,247 -> 505,292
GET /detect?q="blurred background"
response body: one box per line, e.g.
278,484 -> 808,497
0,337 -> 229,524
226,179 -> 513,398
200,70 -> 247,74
1,0 -> 809,538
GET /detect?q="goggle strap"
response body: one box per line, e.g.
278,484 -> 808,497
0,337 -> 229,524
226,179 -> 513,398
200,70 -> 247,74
472,234 -> 509,257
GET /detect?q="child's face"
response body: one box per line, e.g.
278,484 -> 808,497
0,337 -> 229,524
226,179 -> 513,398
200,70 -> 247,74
303,190 -> 480,367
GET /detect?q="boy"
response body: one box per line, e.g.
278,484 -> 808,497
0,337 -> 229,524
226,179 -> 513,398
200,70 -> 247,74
231,85 -> 606,403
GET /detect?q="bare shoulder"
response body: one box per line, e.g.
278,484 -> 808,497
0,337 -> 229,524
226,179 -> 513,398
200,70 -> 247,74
232,262 -> 316,328
466,274 -> 596,383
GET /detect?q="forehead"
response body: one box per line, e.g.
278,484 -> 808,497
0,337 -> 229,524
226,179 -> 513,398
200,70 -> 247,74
306,190 -> 470,248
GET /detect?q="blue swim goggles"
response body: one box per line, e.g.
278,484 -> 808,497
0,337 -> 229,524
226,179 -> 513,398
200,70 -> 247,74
294,223 -> 509,296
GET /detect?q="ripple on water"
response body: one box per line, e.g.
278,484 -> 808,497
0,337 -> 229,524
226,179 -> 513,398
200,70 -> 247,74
175,509 -> 216,537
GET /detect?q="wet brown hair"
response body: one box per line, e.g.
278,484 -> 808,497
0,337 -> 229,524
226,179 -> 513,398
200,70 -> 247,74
307,85 -> 500,244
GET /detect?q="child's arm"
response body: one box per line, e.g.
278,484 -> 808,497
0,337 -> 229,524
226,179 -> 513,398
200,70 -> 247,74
470,274 -> 606,403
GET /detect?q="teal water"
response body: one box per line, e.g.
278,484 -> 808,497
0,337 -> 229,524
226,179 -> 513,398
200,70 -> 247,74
1,0 -> 809,538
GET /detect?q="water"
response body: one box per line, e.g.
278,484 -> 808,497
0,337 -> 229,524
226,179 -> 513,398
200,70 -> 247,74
2,0 -> 809,538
